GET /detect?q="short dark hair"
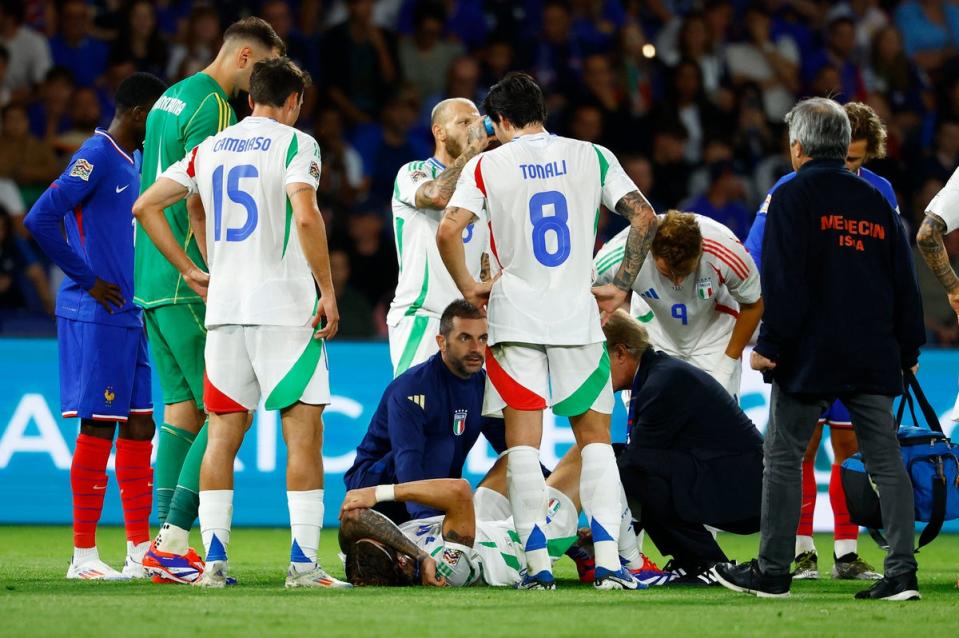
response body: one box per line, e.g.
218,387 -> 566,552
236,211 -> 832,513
0,0 -> 24,23
0,44 -> 8,64
115,72 -> 167,113
481,72 -> 547,129
344,539 -> 410,587
45,65 -> 75,86
223,16 -> 286,55
439,299 -> 484,337
249,57 -> 311,108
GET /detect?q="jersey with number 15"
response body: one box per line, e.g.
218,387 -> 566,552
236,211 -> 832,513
449,132 -> 638,346
162,116 -> 322,329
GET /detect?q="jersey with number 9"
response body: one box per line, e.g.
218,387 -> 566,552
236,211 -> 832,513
448,133 -> 638,346
162,116 -> 322,328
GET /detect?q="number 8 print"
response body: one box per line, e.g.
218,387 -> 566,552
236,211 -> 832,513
529,190 -> 571,267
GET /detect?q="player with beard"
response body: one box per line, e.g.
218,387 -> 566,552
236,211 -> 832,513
345,300 -> 507,524
387,98 -> 493,376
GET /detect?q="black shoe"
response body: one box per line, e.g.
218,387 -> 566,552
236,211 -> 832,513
711,559 -> 791,598
662,559 -> 719,586
854,571 -> 920,601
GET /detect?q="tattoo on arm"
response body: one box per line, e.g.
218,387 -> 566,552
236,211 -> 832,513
612,191 -> 658,291
417,145 -> 483,209
339,509 -> 425,558
917,213 -> 959,294
441,527 -> 475,548
287,186 -> 315,199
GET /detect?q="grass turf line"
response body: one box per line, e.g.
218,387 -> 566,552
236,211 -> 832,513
1,526 -> 957,638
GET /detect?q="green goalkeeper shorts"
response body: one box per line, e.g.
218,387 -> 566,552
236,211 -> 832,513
143,303 -> 207,407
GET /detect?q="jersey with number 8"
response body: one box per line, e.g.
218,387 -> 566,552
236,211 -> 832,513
448,133 -> 638,345
162,116 -> 322,328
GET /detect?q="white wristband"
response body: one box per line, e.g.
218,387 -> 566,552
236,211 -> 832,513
375,484 -> 396,503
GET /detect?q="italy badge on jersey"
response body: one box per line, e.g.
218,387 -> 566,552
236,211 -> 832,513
696,277 -> 714,300
453,409 -> 467,436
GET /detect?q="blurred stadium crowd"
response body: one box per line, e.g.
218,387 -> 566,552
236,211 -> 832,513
1,0 -> 959,344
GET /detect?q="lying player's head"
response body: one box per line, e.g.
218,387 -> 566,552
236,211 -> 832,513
430,98 -> 480,158
844,102 -> 887,173
650,210 -> 703,286
249,57 -> 312,126
113,72 -> 167,143
481,72 -> 546,143
344,538 -> 418,586
602,310 -> 651,391
437,299 -> 487,378
784,97 -> 850,169
220,16 -> 285,94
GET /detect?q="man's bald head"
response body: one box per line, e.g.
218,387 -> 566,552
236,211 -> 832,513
430,98 -> 481,158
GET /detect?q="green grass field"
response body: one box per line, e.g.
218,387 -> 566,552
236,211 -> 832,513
1,526 -> 957,637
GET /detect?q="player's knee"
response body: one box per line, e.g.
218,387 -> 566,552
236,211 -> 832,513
80,419 -> 115,440
122,414 -> 156,441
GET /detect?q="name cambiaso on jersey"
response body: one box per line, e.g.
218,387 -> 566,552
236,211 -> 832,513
163,116 -> 321,328
594,214 -> 760,356
448,133 -> 637,346
388,157 -> 490,326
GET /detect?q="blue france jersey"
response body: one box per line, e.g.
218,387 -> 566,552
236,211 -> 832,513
745,166 -> 898,271
26,130 -> 141,327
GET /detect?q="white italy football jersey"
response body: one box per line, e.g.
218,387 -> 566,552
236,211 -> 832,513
164,116 -> 321,328
927,166 -> 959,232
448,133 -> 637,345
594,214 -> 761,357
387,157 -> 489,326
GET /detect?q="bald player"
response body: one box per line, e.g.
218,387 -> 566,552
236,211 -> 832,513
387,99 -> 493,376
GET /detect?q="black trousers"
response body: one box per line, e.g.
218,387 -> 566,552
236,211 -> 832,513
619,449 -> 759,572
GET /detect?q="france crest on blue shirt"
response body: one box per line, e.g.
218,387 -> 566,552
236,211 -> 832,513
453,409 -> 467,436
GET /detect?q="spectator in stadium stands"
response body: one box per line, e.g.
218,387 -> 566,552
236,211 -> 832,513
655,58 -> 726,164
868,26 -> 928,126
28,67 -> 73,143
525,0 -> 583,107
49,0 -> 108,89
339,201 -> 399,318
399,2 -> 464,103
827,0 -> 890,55
567,103 -> 603,144
918,118 -> 959,187
95,57 -> 137,128
0,206 -> 52,314
676,11 -> 727,99
804,17 -> 867,104
110,0 -> 168,81
53,87 -> 102,156
0,44 -> 10,109
261,0 -> 318,78
575,53 -> 633,151
649,121 -> 692,209
353,87 -> 430,204
0,0 -> 51,103
316,107 -> 368,208
894,0 -> 959,73
605,310 -> 763,585
166,5 -> 221,81
715,97 -> 924,601
0,104 -> 61,189
617,21 -> 662,125
682,160 -> 751,240
724,5 -> 800,122
479,37 -> 515,98
322,0 -> 398,126
331,249 -> 375,339
570,0 -> 627,55
421,54 -> 484,123
344,300 -> 505,524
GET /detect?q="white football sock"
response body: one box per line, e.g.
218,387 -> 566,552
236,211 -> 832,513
126,540 -> 149,561
617,486 -> 642,570
288,489 -> 324,573
506,445 -> 550,575
580,443 -> 622,572
155,522 -> 189,555
834,538 -> 857,558
73,546 -> 99,564
795,534 -> 816,556
636,529 -> 645,554
198,489 -> 233,562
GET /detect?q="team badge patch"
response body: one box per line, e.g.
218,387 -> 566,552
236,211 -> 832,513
309,161 -> 320,180
70,159 -> 94,181
696,277 -> 714,300
546,497 -> 561,524
452,409 -> 467,436
103,386 -> 115,406
410,170 -> 428,182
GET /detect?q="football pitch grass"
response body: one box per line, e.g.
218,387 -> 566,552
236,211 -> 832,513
2,526 -> 958,637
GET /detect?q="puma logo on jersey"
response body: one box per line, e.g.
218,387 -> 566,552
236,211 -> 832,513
115,184 -> 129,193
408,395 -> 426,409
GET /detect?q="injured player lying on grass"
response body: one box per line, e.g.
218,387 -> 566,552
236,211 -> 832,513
338,445 -> 671,589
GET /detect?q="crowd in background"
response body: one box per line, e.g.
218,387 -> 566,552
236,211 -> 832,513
2,0 -> 959,344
